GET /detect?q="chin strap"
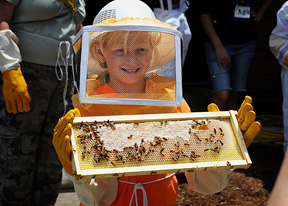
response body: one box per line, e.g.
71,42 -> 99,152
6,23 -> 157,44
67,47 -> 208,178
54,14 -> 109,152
55,41 -> 72,117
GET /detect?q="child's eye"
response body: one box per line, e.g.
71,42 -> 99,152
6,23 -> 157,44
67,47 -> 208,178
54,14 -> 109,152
113,49 -> 125,55
137,48 -> 148,54
138,48 -> 145,52
116,49 -> 124,53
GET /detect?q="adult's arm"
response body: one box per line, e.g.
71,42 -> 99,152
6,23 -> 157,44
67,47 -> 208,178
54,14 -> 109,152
199,14 -> 231,69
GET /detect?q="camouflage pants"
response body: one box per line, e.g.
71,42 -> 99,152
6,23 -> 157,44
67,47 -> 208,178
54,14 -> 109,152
0,62 -> 74,206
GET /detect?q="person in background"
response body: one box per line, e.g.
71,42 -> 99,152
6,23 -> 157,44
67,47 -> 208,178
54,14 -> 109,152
198,0 -> 272,111
53,1 -> 261,205
146,0 -> 191,78
0,0 -> 85,205
269,1 -> 288,154
267,147 -> 288,205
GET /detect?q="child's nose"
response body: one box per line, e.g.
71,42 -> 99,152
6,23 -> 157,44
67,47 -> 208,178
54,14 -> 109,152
125,53 -> 138,65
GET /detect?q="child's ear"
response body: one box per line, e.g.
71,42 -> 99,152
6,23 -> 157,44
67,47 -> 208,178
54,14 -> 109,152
93,43 -> 106,63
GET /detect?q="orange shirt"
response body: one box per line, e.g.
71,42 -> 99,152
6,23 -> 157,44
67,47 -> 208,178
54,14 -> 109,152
73,74 -> 191,116
111,173 -> 178,206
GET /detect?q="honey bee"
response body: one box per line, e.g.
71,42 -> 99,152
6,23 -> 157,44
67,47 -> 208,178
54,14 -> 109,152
82,152 -> 86,158
160,148 -> 165,156
131,122 -> 138,128
145,151 -> 150,157
175,141 -> 180,148
219,140 -> 224,145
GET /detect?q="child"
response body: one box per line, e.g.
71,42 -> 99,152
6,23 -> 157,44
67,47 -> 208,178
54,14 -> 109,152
53,0 -> 261,205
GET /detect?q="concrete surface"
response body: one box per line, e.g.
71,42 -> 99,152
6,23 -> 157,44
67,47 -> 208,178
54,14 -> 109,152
55,192 -> 80,206
55,170 -> 80,206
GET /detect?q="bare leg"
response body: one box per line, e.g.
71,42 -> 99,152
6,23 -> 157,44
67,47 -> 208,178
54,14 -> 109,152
227,91 -> 239,110
212,90 -> 239,111
212,89 -> 230,110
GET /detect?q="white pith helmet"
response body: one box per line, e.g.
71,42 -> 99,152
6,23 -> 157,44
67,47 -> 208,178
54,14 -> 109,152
93,0 -> 156,24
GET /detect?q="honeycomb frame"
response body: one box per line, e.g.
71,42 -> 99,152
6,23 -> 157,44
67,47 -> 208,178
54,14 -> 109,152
71,111 -> 251,180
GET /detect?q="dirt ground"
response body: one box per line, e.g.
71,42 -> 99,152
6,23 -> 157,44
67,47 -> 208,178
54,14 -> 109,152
175,143 -> 284,206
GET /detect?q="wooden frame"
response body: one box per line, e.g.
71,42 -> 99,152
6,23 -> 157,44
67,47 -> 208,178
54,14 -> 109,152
71,111 -> 251,180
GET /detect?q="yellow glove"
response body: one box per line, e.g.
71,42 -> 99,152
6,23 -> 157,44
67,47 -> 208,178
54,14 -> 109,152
53,108 -> 81,176
2,69 -> 31,114
207,96 -> 262,147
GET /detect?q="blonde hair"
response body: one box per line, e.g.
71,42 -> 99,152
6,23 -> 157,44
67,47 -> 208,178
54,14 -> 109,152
90,30 -> 161,83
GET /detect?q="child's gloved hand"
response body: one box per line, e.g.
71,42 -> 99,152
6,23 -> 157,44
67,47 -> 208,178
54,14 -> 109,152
2,69 -> 31,114
207,96 -> 261,147
53,109 -> 81,176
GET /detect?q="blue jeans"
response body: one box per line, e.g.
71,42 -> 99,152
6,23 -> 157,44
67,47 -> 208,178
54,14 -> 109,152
205,41 -> 256,92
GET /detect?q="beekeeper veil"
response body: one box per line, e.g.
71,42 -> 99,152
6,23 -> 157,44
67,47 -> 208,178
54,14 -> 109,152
72,0 -> 183,106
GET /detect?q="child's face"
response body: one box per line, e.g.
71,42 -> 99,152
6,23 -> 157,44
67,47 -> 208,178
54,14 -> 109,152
97,31 -> 153,89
